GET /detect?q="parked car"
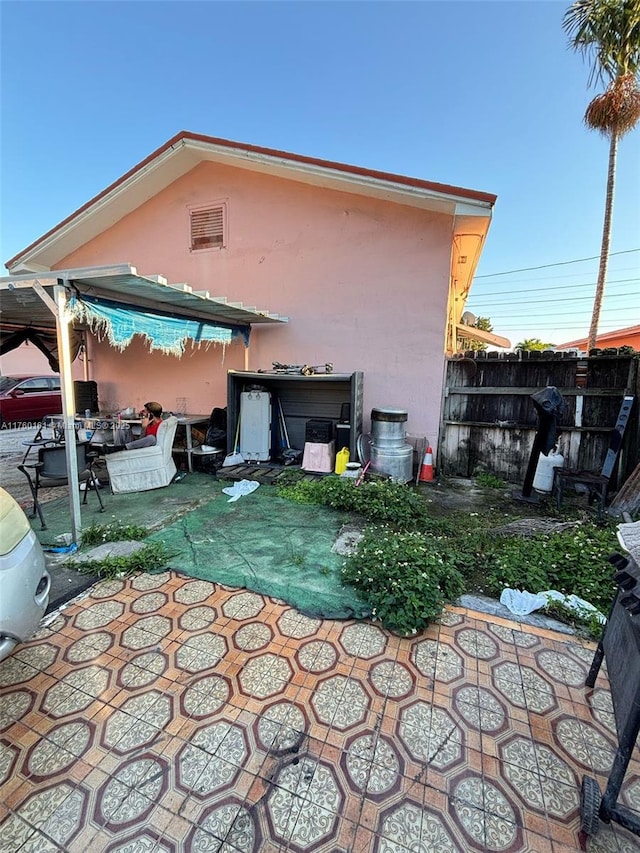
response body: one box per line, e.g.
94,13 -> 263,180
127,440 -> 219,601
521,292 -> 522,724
0,374 -> 62,426
0,487 -> 51,661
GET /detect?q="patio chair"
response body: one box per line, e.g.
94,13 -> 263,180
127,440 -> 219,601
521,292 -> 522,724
553,395 -> 635,517
18,442 -> 105,530
105,416 -> 178,494
20,422 -> 62,464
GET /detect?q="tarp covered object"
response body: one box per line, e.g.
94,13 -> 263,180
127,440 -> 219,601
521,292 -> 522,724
70,294 -> 250,356
531,386 -> 567,456
0,326 -> 82,372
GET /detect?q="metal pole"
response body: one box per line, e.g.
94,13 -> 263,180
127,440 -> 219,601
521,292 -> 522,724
55,283 -> 82,543
31,281 -> 82,541
82,331 -> 89,381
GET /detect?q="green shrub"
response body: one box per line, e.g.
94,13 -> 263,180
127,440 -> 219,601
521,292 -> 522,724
278,474 -> 619,640
478,525 -> 618,615
341,525 -> 464,635
278,476 -> 430,527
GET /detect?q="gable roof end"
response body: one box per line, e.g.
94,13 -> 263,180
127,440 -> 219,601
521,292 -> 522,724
6,131 -> 497,273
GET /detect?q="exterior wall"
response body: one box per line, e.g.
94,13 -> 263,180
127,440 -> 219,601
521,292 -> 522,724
1,343 -> 54,376
56,162 -> 453,445
0,342 -> 83,380
557,327 -> 640,351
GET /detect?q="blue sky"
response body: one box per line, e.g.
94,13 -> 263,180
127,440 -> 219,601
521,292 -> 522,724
1,0 -> 638,347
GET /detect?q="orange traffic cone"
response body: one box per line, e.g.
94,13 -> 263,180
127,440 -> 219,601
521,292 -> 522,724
419,445 -> 434,482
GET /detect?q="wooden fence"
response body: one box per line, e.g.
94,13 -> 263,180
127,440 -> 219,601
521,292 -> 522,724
439,352 -> 640,488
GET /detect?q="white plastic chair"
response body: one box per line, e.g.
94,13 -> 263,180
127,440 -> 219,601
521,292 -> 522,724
105,416 -> 178,494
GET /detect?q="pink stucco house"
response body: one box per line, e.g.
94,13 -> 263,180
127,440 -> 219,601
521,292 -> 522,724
4,132 -> 496,449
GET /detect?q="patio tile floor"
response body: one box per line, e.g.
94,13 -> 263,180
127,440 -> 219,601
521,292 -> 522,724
2,572 -> 640,852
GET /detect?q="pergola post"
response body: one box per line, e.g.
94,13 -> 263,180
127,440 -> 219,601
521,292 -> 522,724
54,283 -> 82,543
30,281 -> 82,542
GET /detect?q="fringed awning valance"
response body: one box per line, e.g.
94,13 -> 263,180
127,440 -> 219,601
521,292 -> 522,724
70,294 -> 250,356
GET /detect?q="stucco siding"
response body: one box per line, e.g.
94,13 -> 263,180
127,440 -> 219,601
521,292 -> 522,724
56,161 -> 454,445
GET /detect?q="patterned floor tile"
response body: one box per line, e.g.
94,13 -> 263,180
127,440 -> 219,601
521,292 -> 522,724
2,571 -> 640,853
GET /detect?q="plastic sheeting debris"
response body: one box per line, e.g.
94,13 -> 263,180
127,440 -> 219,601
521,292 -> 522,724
500,587 -> 606,624
222,479 -> 260,502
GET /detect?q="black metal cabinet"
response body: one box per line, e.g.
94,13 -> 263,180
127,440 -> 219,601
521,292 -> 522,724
226,371 -> 363,460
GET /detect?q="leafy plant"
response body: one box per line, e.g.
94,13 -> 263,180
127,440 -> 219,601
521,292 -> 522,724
277,473 -> 619,639
341,525 -> 464,635
278,476 -> 430,528
81,521 -> 148,547
287,544 -> 306,568
475,472 -> 506,489
276,468 -> 306,486
515,338 -> 557,352
458,316 -> 494,352
70,542 -> 175,581
542,599 -> 605,642
477,525 -> 618,615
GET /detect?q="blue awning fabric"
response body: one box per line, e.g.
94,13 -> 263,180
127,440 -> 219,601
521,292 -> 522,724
70,294 -> 250,356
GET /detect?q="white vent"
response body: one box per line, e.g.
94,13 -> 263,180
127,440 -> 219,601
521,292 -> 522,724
190,206 -> 224,250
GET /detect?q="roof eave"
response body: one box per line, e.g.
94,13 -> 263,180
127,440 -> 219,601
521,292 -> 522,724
6,131 -> 496,273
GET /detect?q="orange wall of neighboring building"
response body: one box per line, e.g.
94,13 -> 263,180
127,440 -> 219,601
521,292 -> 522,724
557,326 -> 640,352
601,330 -> 640,350
56,161 -> 453,442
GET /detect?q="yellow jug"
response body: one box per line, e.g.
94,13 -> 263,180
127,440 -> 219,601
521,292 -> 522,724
335,446 -> 350,475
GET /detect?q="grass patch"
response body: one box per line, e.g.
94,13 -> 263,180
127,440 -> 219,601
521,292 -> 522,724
542,599 -> 605,642
81,521 -> 148,547
475,471 -> 506,489
70,541 -> 176,581
73,520 -> 174,580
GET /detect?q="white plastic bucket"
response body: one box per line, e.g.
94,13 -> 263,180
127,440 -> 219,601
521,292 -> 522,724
533,449 -> 564,493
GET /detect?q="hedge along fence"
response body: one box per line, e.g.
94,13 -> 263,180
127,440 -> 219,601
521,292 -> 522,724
439,352 -> 640,488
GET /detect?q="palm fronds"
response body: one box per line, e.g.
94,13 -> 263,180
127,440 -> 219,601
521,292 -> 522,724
563,0 -> 640,85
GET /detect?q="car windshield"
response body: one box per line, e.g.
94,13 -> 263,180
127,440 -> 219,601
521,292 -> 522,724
0,377 -> 21,392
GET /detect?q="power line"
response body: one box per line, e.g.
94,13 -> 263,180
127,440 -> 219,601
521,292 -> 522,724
471,266 -> 639,287
469,279 -> 638,300
479,319 -> 637,331
474,248 -> 640,279
467,293 -> 637,313
478,312 -> 640,324
499,313 -> 634,324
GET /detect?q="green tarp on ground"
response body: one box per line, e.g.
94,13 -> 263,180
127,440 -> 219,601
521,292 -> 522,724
27,475 -> 367,620
148,485 -> 368,620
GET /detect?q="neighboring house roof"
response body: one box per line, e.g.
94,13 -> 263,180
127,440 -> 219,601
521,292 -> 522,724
5,130 -> 496,274
556,325 -> 640,351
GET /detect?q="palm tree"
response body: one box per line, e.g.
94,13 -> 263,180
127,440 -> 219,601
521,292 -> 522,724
563,0 -> 640,351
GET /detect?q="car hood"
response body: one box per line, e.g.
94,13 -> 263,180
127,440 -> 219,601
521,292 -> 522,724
0,488 -> 31,555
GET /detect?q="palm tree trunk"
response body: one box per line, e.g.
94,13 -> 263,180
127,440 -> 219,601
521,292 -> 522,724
587,130 -> 618,351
